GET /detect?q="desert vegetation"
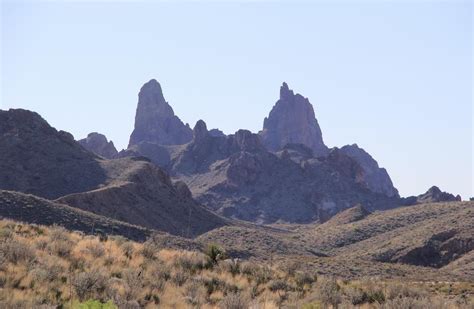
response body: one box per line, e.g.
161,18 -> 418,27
0,220 -> 472,308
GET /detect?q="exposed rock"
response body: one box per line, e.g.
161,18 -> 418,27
78,132 -> 118,159
259,82 -> 328,156
0,109 -> 227,237
209,128 -> 225,137
416,186 -> 462,204
340,144 -> 399,198
170,130 -> 399,223
0,109 -> 106,199
323,204 -> 371,225
128,79 -> 192,147
118,141 -> 171,167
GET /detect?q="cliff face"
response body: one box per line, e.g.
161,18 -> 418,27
128,79 -> 192,147
340,144 -> 399,198
259,82 -> 328,157
0,109 -> 226,237
78,132 -> 118,159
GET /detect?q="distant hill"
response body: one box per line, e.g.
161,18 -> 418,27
0,109 -> 227,237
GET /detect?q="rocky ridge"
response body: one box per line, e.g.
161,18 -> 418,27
78,132 -> 118,159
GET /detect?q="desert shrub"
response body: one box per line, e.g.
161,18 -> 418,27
49,225 -> 70,242
74,299 -> 117,309
204,244 -> 226,265
295,271 -> 316,291
72,271 -> 107,301
317,278 -> 342,308
253,265 -> 273,285
385,282 -> 423,300
202,276 -> 224,295
183,280 -> 206,307
85,242 -> 105,259
374,296 -> 453,309
0,226 -> 13,239
269,279 -> 291,292
35,238 -> 48,251
240,261 -> 257,276
175,252 -> 207,274
31,263 -> 64,283
345,286 -> 368,305
122,269 -> 144,299
367,289 -> 386,304
121,242 -> 134,259
219,292 -> 249,309
48,238 -> 74,258
140,241 -> 157,260
219,259 -> 241,276
148,262 -> 171,282
172,270 -> 189,287
281,261 -> 299,277
0,239 -> 35,264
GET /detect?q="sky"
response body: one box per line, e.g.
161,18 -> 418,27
1,0 -> 472,199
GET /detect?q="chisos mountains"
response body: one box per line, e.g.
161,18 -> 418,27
0,109 -> 227,237
0,78 -> 472,289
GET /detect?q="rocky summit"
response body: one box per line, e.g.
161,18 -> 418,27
128,79 -> 192,147
340,144 -> 399,198
78,132 -> 118,159
259,82 -> 329,156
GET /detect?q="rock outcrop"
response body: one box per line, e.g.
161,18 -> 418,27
0,109 -> 227,237
340,144 -> 399,198
128,79 -> 192,147
416,186 -> 461,204
259,82 -> 328,156
78,132 -> 118,159
0,109 -> 106,199
169,123 -> 399,223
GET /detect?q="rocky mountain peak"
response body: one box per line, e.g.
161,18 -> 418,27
259,82 -> 329,156
231,130 -> 264,153
280,82 -> 294,100
78,132 -> 118,159
193,120 -> 209,141
340,144 -> 399,198
128,79 -> 192,147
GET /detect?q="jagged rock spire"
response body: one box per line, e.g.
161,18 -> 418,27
128,79 -> 192,147
259,82 -> 328,156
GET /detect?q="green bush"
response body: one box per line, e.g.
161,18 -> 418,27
204,244 -> 226,265
73,299 -> 117,309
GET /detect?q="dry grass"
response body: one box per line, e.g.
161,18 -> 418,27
0,219 -> 472,308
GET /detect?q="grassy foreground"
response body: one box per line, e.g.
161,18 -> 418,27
0,220 -> 472,308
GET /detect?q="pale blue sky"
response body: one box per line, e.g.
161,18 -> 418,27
1,1 -> 472,199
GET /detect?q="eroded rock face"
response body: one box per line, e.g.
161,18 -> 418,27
78,132 -> 118,159
416,186 -> 462,204
128,79 -> 192,147
259,82 -> 328,156
339,144 -> 399,198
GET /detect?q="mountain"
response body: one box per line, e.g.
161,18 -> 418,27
259,82 -> 329,156
168,120 -> 399,223
116,80 -> 403,223
0,109 -> 106,199
128,79 -> 192,147
78,132 -> 118,159
0,109 -> 226,237
339,144 -> 399,197
402,186 -> 462,205
0,190 -> 150,241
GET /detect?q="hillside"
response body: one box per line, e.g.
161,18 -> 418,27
0,190 -> 150,241
0,219 -> 471,308
0,109 -> 227,237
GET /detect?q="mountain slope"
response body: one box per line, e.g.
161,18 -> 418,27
0,109 -> 106,199
0,108 -> 227,237
0,190 -> 150,241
